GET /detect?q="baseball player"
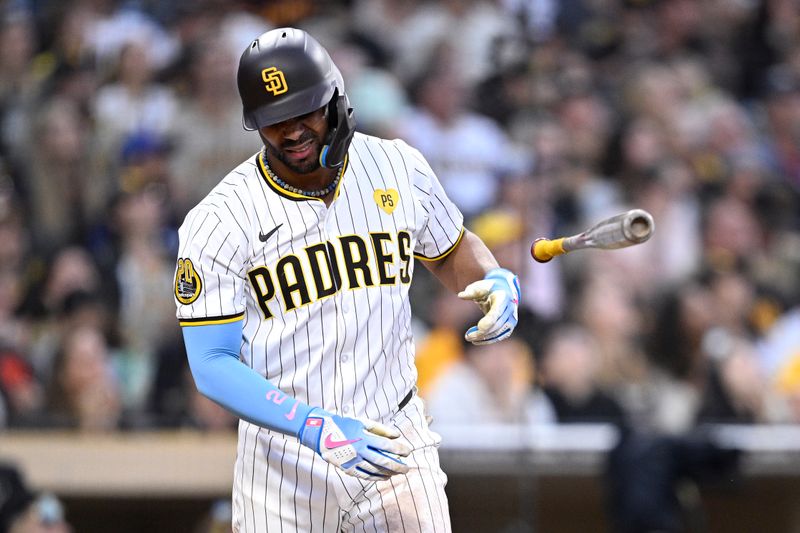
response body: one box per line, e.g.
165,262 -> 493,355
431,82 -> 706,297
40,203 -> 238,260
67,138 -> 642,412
174,28 -> 520,532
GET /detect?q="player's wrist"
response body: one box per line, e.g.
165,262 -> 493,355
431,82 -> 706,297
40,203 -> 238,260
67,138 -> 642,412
486,266 -> 514,278
485,267 -> 520,303
298,407 -> 325,451
299,408 -> 357,455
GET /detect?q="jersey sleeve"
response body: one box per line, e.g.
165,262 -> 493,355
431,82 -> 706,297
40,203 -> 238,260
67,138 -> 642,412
403,142 -> 465,261
174,204 -> 250,325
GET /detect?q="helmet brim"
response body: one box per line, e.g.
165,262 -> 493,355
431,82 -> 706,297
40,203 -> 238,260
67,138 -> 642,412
243,82 -> 337,131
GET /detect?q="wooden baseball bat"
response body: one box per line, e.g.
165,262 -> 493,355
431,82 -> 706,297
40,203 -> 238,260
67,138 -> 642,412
531,209 -> 655,263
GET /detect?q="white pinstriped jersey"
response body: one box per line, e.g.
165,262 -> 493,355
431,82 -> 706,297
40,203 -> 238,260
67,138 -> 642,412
175,132 -> 463,421
175,132 -> 461,531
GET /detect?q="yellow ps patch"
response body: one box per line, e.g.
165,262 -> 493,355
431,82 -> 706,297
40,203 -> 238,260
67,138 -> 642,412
175,258 -> 202,305
373,189 -> 399,214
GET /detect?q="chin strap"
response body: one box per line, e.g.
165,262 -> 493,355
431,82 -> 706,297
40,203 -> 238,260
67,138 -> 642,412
319,145 -> 332,168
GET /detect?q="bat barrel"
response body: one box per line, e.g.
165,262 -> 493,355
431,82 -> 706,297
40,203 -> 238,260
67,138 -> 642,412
584,208 -> 655,249
621,209 -> 655,244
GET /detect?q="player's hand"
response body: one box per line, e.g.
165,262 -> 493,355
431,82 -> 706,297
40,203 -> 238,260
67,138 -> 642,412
458,267 -> 520,345
299,408 -> 412,481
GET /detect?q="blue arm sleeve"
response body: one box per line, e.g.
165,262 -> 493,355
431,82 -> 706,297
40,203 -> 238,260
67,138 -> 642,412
181,321 -> 313,437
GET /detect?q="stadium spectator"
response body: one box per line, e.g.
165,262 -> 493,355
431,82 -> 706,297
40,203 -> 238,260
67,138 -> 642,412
24,98 -> 100,255
397,54 -> 528,218
45,326 -> 124,431
22,247 -> 108,382
110,181 -> 177,411
539,324 -> 626,427
572,273 -> 649,421
0,11 -> 40,170
92,40 -> 178,179
168,35 -> 262,215
0,346 -> 43,429
329,41 -> 409,138
413,285 -> 477,400
426,335 -> 553,425
0,195 -> 30,368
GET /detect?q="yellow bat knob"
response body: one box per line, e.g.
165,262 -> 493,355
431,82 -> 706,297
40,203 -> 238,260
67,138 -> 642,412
531,237 -> 565,263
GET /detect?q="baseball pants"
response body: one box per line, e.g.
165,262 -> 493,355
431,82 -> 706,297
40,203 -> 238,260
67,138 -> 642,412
232,395 -> 452,532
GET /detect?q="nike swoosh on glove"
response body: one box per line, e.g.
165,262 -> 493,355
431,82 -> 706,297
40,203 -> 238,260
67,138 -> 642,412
299,408 -> 412,481
458,267 -> 520,345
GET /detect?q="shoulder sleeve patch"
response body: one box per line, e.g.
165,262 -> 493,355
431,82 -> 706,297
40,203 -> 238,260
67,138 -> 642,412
175,258 -> 202,305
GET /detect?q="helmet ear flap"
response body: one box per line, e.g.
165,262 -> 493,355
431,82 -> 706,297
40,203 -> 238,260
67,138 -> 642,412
319,89 -> 355,169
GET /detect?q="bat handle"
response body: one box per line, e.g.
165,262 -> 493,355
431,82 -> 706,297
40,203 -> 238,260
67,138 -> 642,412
531,237 -> 566,263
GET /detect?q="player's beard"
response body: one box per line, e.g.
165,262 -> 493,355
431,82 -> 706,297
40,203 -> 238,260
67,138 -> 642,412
268,132 -> 322,174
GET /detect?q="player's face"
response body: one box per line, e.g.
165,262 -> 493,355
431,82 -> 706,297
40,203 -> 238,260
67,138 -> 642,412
260,106 -> 328,174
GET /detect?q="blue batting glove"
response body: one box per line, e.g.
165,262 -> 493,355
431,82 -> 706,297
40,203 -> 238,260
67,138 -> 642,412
298,408 -> 412,481
458,267 -> 520,345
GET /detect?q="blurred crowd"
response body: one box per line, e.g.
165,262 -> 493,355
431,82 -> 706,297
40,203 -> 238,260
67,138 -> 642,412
0,0 -> 799,444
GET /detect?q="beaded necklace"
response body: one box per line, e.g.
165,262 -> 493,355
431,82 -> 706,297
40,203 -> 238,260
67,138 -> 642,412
260,150 -> 342,198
